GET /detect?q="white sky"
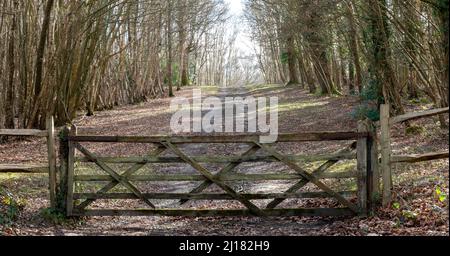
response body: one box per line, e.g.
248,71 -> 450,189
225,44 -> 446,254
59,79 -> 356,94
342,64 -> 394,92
224,0 -> 263,85
225,0 -> 254,55
227,0 -> 244,15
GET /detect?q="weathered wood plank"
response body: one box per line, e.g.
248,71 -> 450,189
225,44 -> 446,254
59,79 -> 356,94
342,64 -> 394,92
390,107 -> 449,125
68,132 -> 368,143
0,164 -> 48,173
75,152 -> 356,164
73,172 -> 358,182
0,129 -> 47,137
57,126 -> 70,212
391,152 -> 449,163
73,191 -> 356,200
47,116 -> 57,209
71,208 -> 355,217
357,121 -> 368,215
66,125 -> 77,215
368,121 -> 380,208
380,104 -> 392,207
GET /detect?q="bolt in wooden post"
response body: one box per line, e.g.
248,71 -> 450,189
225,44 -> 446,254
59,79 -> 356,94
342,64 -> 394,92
46,116 -> 56,208
357,121 -> 368,215
380,104 -> 392,207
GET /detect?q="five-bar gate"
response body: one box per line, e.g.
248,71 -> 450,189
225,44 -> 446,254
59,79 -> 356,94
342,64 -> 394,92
58,123 -> 376,217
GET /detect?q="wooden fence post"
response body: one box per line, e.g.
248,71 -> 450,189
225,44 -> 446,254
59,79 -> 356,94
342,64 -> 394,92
66,125 -> 77,216
380,104 -> 392,207
57,125 -> 71,213
368,120 -> 380,208
357,121 -> 368,215
46,116 -> 57,208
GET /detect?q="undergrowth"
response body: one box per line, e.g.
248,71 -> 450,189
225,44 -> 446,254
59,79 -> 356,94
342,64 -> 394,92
0,186 -> 26,226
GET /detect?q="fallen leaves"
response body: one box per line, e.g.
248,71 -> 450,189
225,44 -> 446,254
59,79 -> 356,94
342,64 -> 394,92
0,85 -> 448,236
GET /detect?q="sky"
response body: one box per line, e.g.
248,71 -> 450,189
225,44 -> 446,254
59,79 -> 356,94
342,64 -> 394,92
223,0 -> 264,85
228,0 -> 244,15
225,0 -> 254,55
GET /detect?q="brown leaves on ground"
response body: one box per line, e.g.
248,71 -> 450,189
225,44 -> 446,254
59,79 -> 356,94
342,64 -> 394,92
0,85 -> 448,236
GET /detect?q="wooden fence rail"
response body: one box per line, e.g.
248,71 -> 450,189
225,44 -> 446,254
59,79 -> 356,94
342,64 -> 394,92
58,123 -> 375,217
0,117 -> 57,208
67,132 -> 370,143
380,104 -> 449,206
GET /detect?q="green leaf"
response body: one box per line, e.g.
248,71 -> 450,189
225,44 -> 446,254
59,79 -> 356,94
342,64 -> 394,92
436,187 -> 442,196
392,202 -> 400,209
439,195 -> 447,203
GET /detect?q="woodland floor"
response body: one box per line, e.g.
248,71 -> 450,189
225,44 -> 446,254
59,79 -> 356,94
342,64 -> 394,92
0,84 -> 448,236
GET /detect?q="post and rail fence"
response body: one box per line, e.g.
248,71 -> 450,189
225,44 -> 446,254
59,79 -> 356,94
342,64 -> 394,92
379,104 -> 449,207
2,107 -> 447,217
0,116 -> 57,208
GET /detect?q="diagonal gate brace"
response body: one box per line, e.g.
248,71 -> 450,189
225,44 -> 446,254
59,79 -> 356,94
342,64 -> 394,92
255,142 -> 359,213
74,143 -> 163,209
180,144 -> 260,205
267,142 -> 357,209
162,141 -> 265,216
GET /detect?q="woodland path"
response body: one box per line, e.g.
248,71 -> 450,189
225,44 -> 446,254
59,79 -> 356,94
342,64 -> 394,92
61,85 -> 336,236
1,84 -> 448,236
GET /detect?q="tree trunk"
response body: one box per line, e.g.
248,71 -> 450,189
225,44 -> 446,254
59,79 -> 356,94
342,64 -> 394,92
304,9 -> 335,95
402,0 -> 419,99
437,0 -> 449,127
28,0 -> 54,128
177,0 -> 189,89
5,0 -> 18,129
167,0 -> 174,97
286,37 -> 299,85
346,0 -> 362,94
348,60 -> 356,94
365,0 -> 404,114
311,50 -> 334,95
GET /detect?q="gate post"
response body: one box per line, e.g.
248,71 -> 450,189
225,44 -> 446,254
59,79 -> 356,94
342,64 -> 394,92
57,126 -> 70,213
46,116 -> 57,209
56,125 -> 76,215
380,104 -> 392,207
357,121 -> 369,215
367,120 -> 380,210
66,125 -> 77,216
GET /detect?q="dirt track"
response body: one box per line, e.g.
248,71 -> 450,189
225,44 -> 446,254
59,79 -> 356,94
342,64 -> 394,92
1,84 -> 448,236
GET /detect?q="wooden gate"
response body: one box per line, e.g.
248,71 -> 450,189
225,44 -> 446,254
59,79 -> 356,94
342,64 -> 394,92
58,124 -> 375,217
